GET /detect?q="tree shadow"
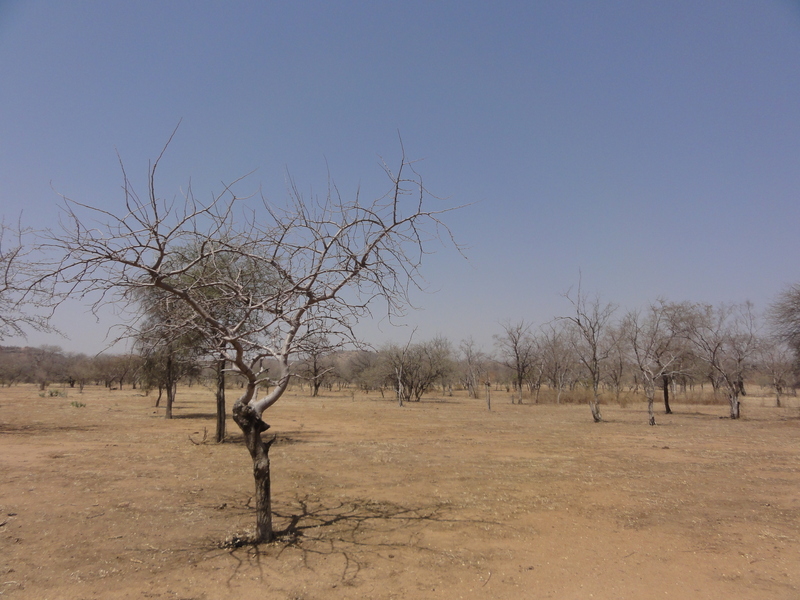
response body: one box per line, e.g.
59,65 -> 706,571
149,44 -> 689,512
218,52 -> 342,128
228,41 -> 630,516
207,494 -> 500,586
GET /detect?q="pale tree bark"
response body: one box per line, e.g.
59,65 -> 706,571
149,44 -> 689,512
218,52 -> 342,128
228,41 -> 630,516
560,281 -> 616,423
215,355 -> 226,443
34,133 -> 462,542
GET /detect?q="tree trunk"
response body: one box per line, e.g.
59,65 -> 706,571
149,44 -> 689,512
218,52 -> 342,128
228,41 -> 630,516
647,392 -> 656,426
215,357 -> 226,443
590,398 -> 602,422
165,351 -> 175,419
590,380 -> 602,422
729,392 -> 740,419
232,401 -> 275,543
662,374 -> 672,414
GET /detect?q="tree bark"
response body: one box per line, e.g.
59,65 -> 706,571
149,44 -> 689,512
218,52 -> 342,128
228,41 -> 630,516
729,392 -> 740,419
590,399 -> 602,422
232,401 -> 274,543
590,380 -> 602,422
165,351 -> 175,419
662,374 -> 672,414
215,357 -> 226,443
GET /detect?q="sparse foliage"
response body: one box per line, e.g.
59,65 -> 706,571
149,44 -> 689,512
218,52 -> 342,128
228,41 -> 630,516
35,137 -> 460,542
560,285 -> 617,422
494,320 -> 537,404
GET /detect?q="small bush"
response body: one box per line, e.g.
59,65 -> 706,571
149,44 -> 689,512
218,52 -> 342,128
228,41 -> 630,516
70,401 -> 86,408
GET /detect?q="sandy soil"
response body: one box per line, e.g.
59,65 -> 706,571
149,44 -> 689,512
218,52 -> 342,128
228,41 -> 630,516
1,384 -> 799,600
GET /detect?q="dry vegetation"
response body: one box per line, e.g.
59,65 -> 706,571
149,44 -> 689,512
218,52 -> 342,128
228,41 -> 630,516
1,384 -> 799,599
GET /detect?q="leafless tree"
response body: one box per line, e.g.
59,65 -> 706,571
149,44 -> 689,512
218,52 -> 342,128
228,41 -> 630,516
757,336 -> 795,408
769,283 -> 800,356
380,335 -> 454,404
681,302 -> 759,419
494,319 -> 537,404
458,337 -> 488,400
560,285 -> 617,422
35,136 -> 461,542
294,334 -> 340,396
539,320 -> 576,405
623,300 -> 685,425
0,220 -> 51,340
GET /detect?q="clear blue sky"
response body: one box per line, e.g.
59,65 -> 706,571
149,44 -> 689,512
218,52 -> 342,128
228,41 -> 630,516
2,0 -> 799,354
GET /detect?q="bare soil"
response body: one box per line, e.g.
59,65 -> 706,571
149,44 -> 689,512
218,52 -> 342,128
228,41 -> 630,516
1,384 -> 799,600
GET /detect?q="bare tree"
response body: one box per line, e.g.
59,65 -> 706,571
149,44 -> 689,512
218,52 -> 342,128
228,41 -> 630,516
757,336 -> 795,408
539,320 -> 576,405
494,320 -> 536,404
623,300 -> 684,425
682,302 -> 759,419
0,220 -> 51,340
459,337 -> 488,400
36,137 -> 460,542
381,335 -> 454,404
560,285 -> 617,422
769,283 -> 800,355
294,334 -> 340,396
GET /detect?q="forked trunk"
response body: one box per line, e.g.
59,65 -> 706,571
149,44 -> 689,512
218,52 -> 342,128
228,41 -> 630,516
232,401 -> 275,543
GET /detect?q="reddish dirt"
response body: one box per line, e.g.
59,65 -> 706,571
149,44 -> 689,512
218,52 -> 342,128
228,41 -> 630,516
1,384 -> 799,599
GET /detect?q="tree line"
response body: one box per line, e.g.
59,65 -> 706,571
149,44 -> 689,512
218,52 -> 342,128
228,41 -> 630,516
2,287 -> 796,425
2,138 -> 799,543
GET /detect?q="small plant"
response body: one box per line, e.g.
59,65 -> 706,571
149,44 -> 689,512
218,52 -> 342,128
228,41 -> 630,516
48,389 -> 67,397
70,401 -> 86,408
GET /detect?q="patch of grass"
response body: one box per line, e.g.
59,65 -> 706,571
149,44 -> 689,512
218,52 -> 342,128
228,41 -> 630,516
69,400 -> 86,408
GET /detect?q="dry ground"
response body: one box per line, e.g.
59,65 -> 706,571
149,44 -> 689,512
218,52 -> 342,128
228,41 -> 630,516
1,384 -> 799,600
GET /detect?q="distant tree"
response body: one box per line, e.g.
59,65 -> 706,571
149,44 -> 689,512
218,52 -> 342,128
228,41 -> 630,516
681,302 -> 759,419
381,336 -> 454,404
335,350 -> 386,393
560,285 -> 617,422
134,308 -> 206,419
29,345 -> 68,390
459,337 -> 488,400
62,353 -> 93,391
494,320 -> 536,404
295,335 -> 339,396
539,321 -> 576,404
768,283 -> 800,357
757,336 -> 795,408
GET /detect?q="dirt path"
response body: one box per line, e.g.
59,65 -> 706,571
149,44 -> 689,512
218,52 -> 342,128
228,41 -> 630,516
1,385 -> 799,599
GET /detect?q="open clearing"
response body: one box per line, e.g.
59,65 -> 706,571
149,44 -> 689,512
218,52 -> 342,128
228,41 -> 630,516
1,384 -> 799,599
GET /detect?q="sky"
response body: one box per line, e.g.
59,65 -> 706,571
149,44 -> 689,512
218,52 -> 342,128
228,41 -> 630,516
1,0 -> 799,355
